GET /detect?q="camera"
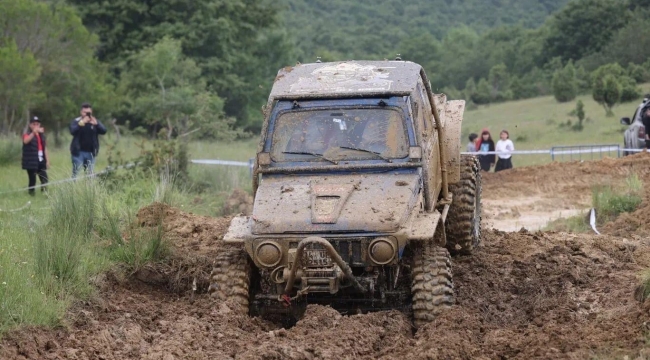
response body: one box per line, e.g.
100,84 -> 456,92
85,111 -> 92,117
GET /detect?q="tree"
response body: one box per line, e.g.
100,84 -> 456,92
119,37 -> 240,141
552,61 -> 578,102
574,99 -> 586,131
543,0 -> 630,62
474,78 -> 492,105
593,73 -> 621,117
0,41 -> 41,134
67,0 -> 294,131
0,0 -> 106,138
487,64 -> 512,102
592,63 -> 639,115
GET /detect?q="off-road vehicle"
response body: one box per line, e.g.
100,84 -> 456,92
620,96 -> 649,155
210,60 -> 481,328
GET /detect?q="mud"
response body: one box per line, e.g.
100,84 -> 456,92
3,155 -> 650,359
482,152 -> 650,231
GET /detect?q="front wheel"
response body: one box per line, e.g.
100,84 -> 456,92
208,248 -> 251,314
411,244 -> 454,329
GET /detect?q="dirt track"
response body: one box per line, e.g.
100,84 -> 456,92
3,154 -> 650,359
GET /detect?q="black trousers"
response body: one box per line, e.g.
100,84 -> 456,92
26,162 -> 48,194
495,157 -> 513,172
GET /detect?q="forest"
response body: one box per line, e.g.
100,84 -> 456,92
1,0 -> 649,138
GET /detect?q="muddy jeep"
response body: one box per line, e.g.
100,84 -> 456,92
210,60 -> 481,328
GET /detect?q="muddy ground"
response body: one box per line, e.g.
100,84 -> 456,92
3,154 -> 650,359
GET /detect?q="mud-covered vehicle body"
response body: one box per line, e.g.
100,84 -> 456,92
212,61 -> 481,327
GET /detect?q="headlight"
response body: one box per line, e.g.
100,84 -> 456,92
255,241 -> 282,267
368,237 -> 396,265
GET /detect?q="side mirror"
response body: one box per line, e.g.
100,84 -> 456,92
409,147 -> 422,161
257,152 -> 271,166
620,117 -> 631,126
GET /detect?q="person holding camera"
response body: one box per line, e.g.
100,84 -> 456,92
22,116 -> 50,195
69,103 -> 107,177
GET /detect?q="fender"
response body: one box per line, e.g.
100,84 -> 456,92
444,100 -> 465,184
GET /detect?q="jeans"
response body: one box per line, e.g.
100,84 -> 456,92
26,162 -> 48,195
72,151 -> 95,178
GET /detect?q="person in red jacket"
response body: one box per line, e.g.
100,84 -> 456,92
22,116 -> 50,195
475,128 -> 496,172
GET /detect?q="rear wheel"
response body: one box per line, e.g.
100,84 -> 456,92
411,243 -> 454,329
446,155 -> 481,255
208,248 -> 251,314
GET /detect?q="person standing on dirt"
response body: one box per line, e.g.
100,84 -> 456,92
69,103 -> 107,177
466,133 -> 478,153
22,116 -> 50,195
475,129 -> 495,172
495,130 -> 514,172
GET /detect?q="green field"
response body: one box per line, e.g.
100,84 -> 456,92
463,86 -> 650,167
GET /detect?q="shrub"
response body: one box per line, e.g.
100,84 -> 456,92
552,62 -> 578,102
0,136 -> 22,166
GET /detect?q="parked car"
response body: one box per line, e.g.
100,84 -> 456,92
620,97 -> 649,155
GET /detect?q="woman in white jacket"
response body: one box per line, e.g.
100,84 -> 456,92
495,130 -> 514,172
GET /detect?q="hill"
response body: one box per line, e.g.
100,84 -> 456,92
282,0 -> 568,61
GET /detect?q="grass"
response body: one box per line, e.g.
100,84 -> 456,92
545,174 -> 643,233
463,84 -> 650,167
0,133 -> 255,335
0,175 -> 177,335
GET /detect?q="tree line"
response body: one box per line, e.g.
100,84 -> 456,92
1,0 -> 647,142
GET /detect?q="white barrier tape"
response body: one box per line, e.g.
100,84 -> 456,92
0,201 -> 31,213
462,148 -> 648,156
0,162 -> 137,196
190,159 -> 250,167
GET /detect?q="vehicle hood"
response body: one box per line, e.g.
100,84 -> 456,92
251,172 -> 421,234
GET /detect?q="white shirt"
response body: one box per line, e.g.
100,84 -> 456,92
495,139 -> 514,159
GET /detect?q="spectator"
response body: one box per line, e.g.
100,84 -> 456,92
495,130 -> 515,172
70,103 -> 107,177
22,116 -> 49,195
475,129 -> 495,172
466,133 -> 478,153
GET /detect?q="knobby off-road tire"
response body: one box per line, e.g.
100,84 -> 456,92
208,249 -> 251,315
446,155 -> 482,255
411,244 -> 454,329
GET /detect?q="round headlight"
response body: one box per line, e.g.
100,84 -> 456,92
256,242 -> 282,267
369,238 -> 396,265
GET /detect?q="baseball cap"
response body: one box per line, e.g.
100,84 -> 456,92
29,116 -> 40,123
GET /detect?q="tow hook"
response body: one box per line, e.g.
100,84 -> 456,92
283,236 -> 368,296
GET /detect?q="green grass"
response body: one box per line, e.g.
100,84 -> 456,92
463,84 -> 650,167
0,176 -> 178,335
0,134 -> 255,335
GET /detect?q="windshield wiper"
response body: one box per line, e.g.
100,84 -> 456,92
338,146 -> 392,162
282,151 -> 338,165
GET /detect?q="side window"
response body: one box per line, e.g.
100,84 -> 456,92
417,81 -> 432,130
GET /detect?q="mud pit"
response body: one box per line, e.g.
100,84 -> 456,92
3,155 -> 650,359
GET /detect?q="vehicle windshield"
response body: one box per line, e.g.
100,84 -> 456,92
270,107 -> 409,162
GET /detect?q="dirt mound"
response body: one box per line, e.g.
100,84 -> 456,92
483,153 -> 650,231
134,202 -> 232,293
221,188 -> 254,216
3,225 -> 650,359
602,176 -> 650,238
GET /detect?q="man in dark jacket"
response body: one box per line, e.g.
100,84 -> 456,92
70,103 -> 107,177
22,116 -> 49,195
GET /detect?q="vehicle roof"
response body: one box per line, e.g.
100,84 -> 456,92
269,60 -> 424,100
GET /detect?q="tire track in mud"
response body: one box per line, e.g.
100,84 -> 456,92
3,155 -> 650,359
